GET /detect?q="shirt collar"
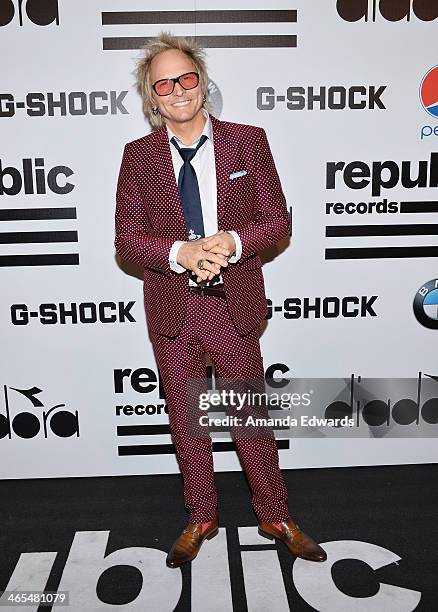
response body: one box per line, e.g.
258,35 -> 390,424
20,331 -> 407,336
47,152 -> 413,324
166,108 -> 212,147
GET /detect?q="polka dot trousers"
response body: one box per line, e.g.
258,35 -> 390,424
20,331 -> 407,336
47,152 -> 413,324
150,291 -> 290,524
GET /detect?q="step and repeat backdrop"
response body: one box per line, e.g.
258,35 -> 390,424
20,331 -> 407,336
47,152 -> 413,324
1,0 -> 437,478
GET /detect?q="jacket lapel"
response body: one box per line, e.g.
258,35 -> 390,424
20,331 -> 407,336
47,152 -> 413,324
152,114 -> 237,236
154,126 -> 188,239
210,114 -> 237,227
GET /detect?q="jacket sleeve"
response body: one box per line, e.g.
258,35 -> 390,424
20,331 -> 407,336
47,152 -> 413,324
114,143 -> 175,273
233,128 -> 290,260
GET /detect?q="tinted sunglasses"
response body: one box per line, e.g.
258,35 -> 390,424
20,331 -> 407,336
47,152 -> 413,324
152,71 -> 199,96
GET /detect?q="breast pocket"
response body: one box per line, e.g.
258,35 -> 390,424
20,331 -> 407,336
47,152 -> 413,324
228,172 -> 254,190
227,173 -> 256,216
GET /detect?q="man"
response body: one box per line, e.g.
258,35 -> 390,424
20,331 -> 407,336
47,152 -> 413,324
115,32 -> 326,568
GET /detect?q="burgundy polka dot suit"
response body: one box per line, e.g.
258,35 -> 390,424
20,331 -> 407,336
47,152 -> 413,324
115,113 -> 291,523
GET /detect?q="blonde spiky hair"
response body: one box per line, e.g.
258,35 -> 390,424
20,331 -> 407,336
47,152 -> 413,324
135,32 -> 211,129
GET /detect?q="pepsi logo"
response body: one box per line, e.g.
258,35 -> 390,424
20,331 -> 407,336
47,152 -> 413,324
420,66 -> 438,119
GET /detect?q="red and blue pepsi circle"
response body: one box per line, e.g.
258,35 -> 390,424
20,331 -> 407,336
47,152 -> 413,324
420,65 -> 438,118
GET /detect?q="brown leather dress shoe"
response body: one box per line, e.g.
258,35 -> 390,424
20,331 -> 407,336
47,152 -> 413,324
258,518 -> 327,562
166,517 -> 219,568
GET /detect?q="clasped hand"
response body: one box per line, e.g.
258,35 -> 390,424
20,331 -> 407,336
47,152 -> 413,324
177,230 -> 236,283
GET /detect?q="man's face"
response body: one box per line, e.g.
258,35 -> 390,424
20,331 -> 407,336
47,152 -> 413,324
149,49 -> 204,128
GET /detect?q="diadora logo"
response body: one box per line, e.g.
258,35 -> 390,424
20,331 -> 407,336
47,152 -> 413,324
336,0 -> 437,22
413,279 -> 438,329
0,0 -> 59,27
0,385 -> 79,440
324,372 -> 438,429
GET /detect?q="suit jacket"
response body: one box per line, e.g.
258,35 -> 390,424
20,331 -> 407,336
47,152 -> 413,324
115,114 -> 290,337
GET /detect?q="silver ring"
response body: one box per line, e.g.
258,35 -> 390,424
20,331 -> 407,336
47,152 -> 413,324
197,259 -> 205,270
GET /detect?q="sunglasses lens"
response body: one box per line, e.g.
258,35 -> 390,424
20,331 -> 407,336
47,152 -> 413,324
180,72 -> 199,90
153,73 -> 199,96
154,80 -> 173,96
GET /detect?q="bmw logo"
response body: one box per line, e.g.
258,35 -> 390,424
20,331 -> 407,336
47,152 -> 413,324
413,279 -> 438,329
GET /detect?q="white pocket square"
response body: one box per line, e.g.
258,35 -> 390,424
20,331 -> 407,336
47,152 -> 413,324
229,170 -> 247,179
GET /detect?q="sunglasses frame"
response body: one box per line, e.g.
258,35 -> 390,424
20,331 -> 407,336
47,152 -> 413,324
152,71 -> 200,96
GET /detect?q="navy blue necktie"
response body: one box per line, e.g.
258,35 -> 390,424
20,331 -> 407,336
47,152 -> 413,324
171,134 -> 208,240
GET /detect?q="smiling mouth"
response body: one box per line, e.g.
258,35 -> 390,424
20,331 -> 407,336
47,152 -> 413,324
172,99 -> 191,107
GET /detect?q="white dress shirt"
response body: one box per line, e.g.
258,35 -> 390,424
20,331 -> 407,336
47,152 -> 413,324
166,109 -> 242,285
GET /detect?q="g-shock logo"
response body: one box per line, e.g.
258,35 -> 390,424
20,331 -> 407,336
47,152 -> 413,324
0,91 -> 128,117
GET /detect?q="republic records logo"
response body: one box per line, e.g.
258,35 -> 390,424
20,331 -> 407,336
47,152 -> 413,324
413,279 -> 438,329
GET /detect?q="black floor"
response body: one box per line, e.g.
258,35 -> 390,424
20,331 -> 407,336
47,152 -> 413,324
0,464 -> 437,611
